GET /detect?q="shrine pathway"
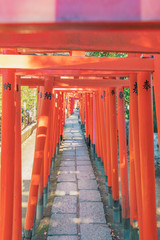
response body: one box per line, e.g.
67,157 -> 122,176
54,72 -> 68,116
47,111 -> 112,240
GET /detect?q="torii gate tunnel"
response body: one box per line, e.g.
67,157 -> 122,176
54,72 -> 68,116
1,0 -> 160,239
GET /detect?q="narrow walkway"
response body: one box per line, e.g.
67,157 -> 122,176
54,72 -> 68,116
22,130 -> 36,228
47,111 -> 112,240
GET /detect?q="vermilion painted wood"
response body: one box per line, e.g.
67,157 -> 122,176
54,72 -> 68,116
129,100 -> 138,227
96,92 -> 103,160
95,92 -> 100,157
0,69 -> 16,240
153,55 -> 160,159
78,94 -> 82,122
48,96 -> 54,176
13,76 -> 22,240
24,78 -> 53,232
52,92 -> 58,156
89,93 -> 93,144
130,74 -> 144,240
49,94 -> 55,159
99,90 -> 107,174
63,92 -> 65,127
20,78 -> 130,88
85,93 -> 89,138
20,78 -> 45,86
56,93 -> 60,144
105,89 -> 112,188
37,86 -> 44,220
15,69 -> 132,77
1,25 -> 160,52
138,72 -> 157,240
81,94 -> 85,124
59,92 -> 63,137
53,79 -> 130,88
0,55 -> 154,71
88,93 -> 91,142
44,102 -> 52,190
92,92 -> 95,144
98,92 -> 104,162
117,87 -> 129,220
109,88 -> 119,202
67,97 -> 69,117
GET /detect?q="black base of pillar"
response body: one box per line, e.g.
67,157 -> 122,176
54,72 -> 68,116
113,200 -> 121,224
130,223 -> 139,240
108,186 -> 112,208
123,218 -> 130,240
24,229 -> 32,240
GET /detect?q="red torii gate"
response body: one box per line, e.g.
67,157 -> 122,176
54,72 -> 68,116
0,1 -> 160,240
0,53 -> 158,240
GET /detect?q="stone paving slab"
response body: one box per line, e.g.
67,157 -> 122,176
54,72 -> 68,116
78,180 -> 98,190
79,190 -> 101,202
62,151 -> 75,156
80,202 -> 106,224
61,156 -> 76,161
63,142 -> 72,145
61,161 -> 75,167
76,156 -> 90,161
77,166 -> 93,172
57,173 -> 76,182
59,166 -> 76,172
63,147 -> 74,150
48,214 -> 77,236
76,151 -> 89,156
77,172 -> 96,180
76,150 -> 88,153
77,161 -> 91,166
55,182 -> 77,196
76,147 -> 88,150
48,236 -> 78,240
52,196 -> 77,214
76,145 -> 87,148
80,224 -> 112,240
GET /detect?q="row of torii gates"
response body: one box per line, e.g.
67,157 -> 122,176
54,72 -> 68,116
1,1 -> 160,240
1,51 -> 159,240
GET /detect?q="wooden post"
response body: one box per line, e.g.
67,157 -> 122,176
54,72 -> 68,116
43,105 -> 52,206
81,93 -> 85,130
130,74 -> 144,240
95,92 -> 103,169
117,87 -> 130,238
24,78 -> 52,239
138,72 -> 157,240
92,92 -> 95,155
129,99 -> 138,239
105,89 -> 112,207
0,68 -> 16,240
90,93 -> 94,154
13,76 -> 22,240
99,90 -> 107,177
85,93 -> 89,144
109,88 -> 120,222
36,86 -> 44,221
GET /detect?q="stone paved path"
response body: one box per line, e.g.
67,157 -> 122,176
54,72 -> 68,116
22,130 -> 36,228
47,111 -> 112,240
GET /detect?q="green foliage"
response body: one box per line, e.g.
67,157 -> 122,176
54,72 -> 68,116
21,86 -> 37,113
124,88 -> 130,119
85,52 -> 128,57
